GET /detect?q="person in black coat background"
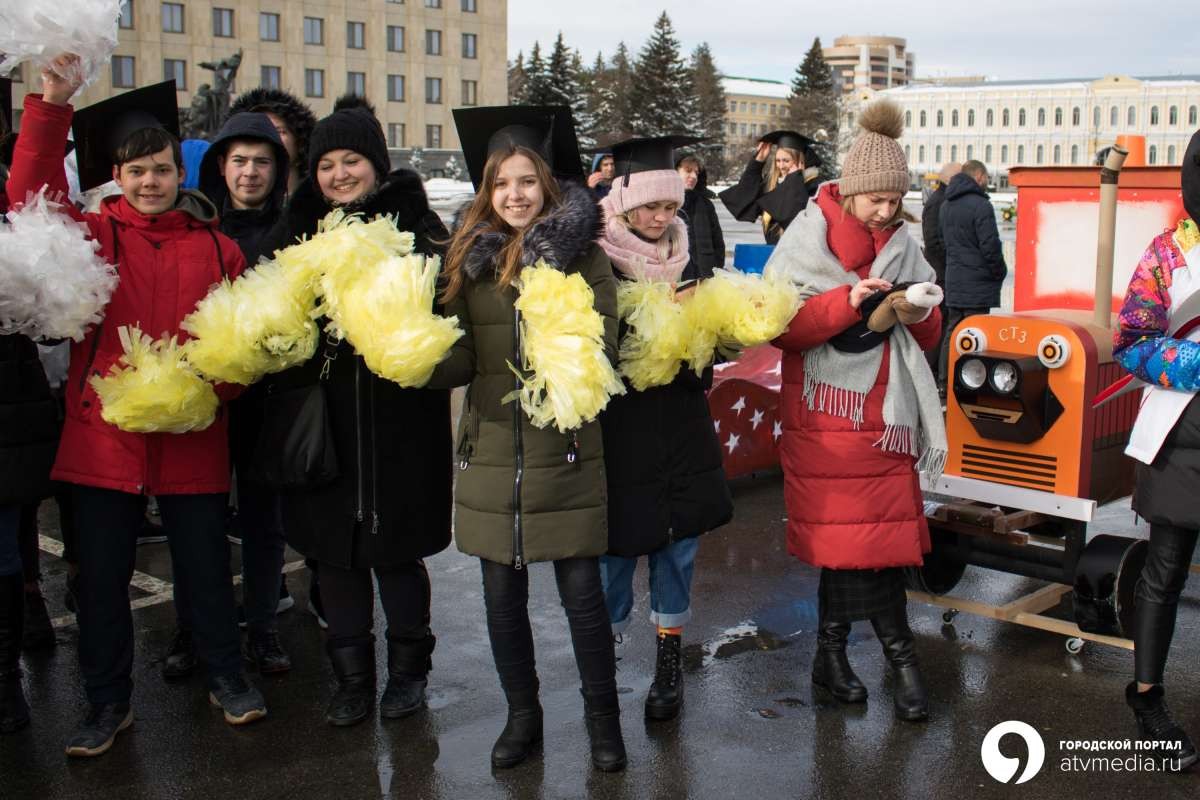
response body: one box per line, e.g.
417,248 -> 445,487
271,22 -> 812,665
920,162 -> 960,379
258,96 -> 453,727
937,160 -> 1007,385
718,130 -> 812,245
675,153 -> 726,278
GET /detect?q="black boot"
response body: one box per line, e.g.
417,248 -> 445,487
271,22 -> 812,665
325,642 -> 375,727
1,574 -> 30,734
1126,682 -> 1199,771
583,692 -> 627,772
22,588 -> 55,651
645,632 -> 684,720
491,688 -> 543,768
871,607 -> 928,722
380,637 -> 427,719
811,620 -> 867,703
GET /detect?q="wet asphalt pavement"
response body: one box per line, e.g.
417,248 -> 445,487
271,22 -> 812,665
3,465 -> 1199,800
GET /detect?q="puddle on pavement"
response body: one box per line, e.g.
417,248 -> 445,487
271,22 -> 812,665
683,621 -> 792,670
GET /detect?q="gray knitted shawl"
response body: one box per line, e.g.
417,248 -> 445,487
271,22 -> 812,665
764,192 -> 947,477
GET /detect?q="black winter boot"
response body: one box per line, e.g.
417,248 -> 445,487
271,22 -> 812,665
380,637 -> 427,719
325,642 -> 375,727
811,620 -> 868,703
1,574 -> 30,733
1126,682 -> 1199,771
583,691 -> 627,772
22,588 -> 55,651
645,632 -> 684,720
870,607 -> 928,722
491,688 -> 543,768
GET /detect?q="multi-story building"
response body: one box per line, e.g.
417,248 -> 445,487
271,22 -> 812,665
851,75 -> 1200,187
721,76 -> 791,163
7,0 -> 507,172
823,35 -> 914,96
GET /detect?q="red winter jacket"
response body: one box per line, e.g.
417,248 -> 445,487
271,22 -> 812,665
6,95 -> 246,495
772,188 -> 942,569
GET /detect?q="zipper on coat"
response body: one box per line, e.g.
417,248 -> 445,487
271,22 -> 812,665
354,358 -> 365,525
370,370 -> 380,535
566,431 -> 580,469
512,307 -> 525,570
457,389 -> 474,470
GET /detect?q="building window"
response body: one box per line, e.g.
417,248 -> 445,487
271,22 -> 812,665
935,145 -> 942,163
1110,106 -> 1118,126
462,33 -> 477,59
347,21 -> 365,49
1127,106 -> 1136,126
904,110 -> 911,127
936,110 -> 943,127
1150,106 -> 1159,125
426,125 -> 442,148
213,8 -> 234,37
967,109 -> 975,127
919,110 -> 927,127
259,12 -> 279,41
950,145 -> 957,161
161,2 -> 184,33
462,0 -> 477,10
462,79 -> 477,106
1093,106 -> 1100,128
905,145 -> 911,160
388,123 -> 405,148
1070,144 -> 1079,164
918,145 -> 925,163
1169,105 -> 1179,125
739,123 -> 747,136
304,17 -> 324,46
1148,144 -> 1157,165
1071,106 -> 1080,126
425,0 -> 442,6
985,144 -> 993,163
112,55 -> 136,88
1001,145 -> 1009,163
750,102 -> 758,115
1037,108 -> 1046,126
1190,106 -> 1198,126
1018,108 -> 1026,126
951,109 -> 959,127
119,0 -> 134,29
387,26 -> 405,52
728,100 -> 737,113
260,65 -> 281,89
740,102 -> 747,112
1002,108 -> 1010,126
1017,145 -> 1025,163
1053,144 -> 1061,164
426,30 -> 442,55
388,74 -> 406,102
347,72 -> 365,96
1055,107 -> 1063,126
1036,145 -> 1044,164
1168,145 -> 1177,164
966,145 -> 973,161
163,59 -> 186,89
305,68 -> 324,98
986,109 -> 994,126
425,77 -> 442,103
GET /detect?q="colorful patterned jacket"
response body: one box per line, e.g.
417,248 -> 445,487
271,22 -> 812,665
1114,220 -> 1200,391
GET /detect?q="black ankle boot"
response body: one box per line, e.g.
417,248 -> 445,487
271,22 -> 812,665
871,608 -> 928,721
325,642 -> 375,727
1126,682 -> 1199,771
1,574 -> 29,734
22,588 -> 55,651
812,620 -> 867,703
491,689 -> 543,769
583,692 -> 627,772
645,632 -> 684,720
380,638 -> 428,719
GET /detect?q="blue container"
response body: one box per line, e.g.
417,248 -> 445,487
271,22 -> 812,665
732,243 -> 775,275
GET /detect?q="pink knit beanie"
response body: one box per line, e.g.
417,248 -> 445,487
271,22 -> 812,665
603,169 -> 685,216
839,99 -> 910,196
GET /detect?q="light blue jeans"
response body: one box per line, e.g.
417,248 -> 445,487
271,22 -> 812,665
600,537 -> 699,634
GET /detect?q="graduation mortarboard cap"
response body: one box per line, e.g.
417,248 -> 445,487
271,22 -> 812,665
605,135 -> 702,186
72,80 -> 181,191
759,130 -> 815,153
453,105 -> 584,189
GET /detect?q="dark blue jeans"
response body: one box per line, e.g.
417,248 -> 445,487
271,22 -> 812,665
0,505 -> 21,577
71,485 -> 242,704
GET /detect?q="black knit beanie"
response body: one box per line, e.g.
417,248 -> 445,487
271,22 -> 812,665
1184,129 -> 1200,226
307,102 -> 391,184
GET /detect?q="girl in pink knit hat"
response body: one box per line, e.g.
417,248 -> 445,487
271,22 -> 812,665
596,136 -> 733,722
764,99 -> 945,722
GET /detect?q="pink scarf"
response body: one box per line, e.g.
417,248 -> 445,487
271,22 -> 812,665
597,213 -> 690,282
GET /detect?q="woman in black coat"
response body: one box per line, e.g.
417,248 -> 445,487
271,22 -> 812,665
718,131 -> 812,245
675,153 -> 726,278
258,96 -> 452,727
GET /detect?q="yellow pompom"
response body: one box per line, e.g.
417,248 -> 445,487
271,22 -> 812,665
91,326 -> 219,434
616,279 -> 691,391
270,210 -> 415,299
181,261 -> 319,385
684,269 -> 801,371
508,262 -> 625,432
319,252 -> 463,388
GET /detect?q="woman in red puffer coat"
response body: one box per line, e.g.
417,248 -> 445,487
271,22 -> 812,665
766,99 -> 945,723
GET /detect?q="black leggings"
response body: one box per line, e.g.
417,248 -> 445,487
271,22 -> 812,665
480,556 -> 617,700
318,560 -> 435,676
1134,523 -> 1199,684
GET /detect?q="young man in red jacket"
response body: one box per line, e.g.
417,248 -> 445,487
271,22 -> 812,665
5,55 -> 267,757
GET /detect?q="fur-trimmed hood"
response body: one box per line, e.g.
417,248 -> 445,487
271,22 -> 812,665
228,88 -> 317,177
460,181 -> 603,281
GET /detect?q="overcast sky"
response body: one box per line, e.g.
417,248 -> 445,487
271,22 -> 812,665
509,1 -> 1198,84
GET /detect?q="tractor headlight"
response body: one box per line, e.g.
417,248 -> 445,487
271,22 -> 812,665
991,361 -> 1020,394
959,358 -> 988,390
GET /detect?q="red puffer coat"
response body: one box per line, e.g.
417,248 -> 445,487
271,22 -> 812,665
6,95 -> 246,495
773,188 -> 941,569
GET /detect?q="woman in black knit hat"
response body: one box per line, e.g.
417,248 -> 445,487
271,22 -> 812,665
258,96 -> 454,727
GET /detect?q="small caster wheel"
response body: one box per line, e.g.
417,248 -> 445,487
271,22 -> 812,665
1065,637 -> 1084,655
942,609 -> 959,624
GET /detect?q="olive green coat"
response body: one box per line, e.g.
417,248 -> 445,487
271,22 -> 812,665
430,183 -> 617,566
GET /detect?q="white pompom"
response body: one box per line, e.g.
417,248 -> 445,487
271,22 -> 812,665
905,282 -> 943,309
0,1 -> 122,90
0,189 -> 118,341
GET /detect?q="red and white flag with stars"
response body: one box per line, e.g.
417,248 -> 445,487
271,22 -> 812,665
707,345 -> 783,479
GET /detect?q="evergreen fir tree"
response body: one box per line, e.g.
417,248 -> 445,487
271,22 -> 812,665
787,37 -> 840,180
508,51 -> 528,104
689,42 -> 727,170
570,48 -> 597,149
522,41 -> 556,106
607,43 -> 636,140
629,12 -> 698,137
582,51 -> 611,143
545,32 -> 575,107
